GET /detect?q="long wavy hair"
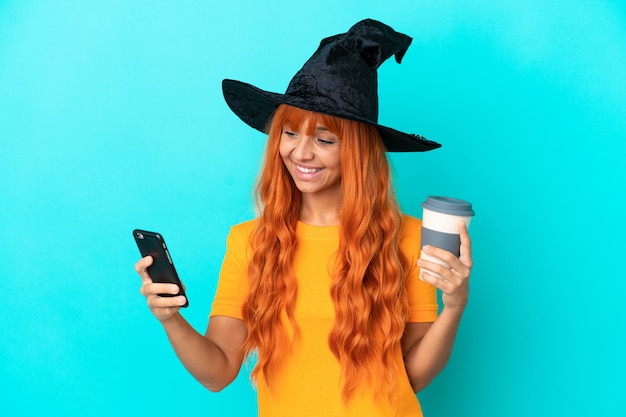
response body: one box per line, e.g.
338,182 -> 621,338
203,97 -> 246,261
242,104 -> 409,400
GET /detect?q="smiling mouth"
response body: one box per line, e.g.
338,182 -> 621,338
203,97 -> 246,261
295,164 -> 322,174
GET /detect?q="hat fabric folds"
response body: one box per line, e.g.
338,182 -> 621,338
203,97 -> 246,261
222,19 -> 441,152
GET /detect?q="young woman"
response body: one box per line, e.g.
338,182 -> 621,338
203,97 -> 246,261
136,19 -> 472,417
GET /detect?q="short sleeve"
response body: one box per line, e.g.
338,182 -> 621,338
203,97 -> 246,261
209,221 -> 255,320
401,215 -> 439,323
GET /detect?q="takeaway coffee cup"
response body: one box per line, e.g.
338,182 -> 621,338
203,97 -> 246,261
420,196 -> 475,278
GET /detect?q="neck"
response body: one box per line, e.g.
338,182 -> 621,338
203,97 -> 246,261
299,192 -> 341,226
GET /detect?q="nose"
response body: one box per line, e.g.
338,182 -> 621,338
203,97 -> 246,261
292,135 -> 314,160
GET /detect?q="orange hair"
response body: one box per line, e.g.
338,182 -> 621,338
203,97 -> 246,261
242,104 -> 409,399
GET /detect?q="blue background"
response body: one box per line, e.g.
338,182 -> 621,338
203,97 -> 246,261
1,1 -> 624,415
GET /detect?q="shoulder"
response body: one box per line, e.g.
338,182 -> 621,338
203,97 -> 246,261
230,218 -> 259,235
399,214 -> 422,258
225,218 -> 259,248
400,214 -> 422,239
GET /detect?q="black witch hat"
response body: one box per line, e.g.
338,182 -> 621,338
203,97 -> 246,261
222,19 -> 440,152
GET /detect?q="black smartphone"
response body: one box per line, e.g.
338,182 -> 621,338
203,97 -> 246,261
133,229 -> 188,308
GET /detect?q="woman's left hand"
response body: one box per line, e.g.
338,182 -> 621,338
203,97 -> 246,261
418,221 -> 472,313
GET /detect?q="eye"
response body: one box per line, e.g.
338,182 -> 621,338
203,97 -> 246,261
314,126 -> 339,146
282,127 -> 297,138
317,138 -> 336,146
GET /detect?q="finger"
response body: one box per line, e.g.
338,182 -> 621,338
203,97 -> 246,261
419,270 -> 453,292
422,241 -> 471,275
458,222 -> 473,269
418,257 -> 455,282
134,255 -> 153,272
147,294 -> 188,309
420,267 -> 469,312
135,256 -> 154,283
421,245 -> 459,270
143,283 -> 181,297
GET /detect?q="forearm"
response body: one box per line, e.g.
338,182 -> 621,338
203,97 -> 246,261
160,313 -> 239,392
404,307 -> 464,392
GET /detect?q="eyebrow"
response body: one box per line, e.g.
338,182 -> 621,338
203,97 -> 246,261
283,124 -> 334,135
282,124 -> 328,131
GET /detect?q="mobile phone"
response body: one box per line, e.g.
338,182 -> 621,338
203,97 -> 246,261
133,229 -> 188,308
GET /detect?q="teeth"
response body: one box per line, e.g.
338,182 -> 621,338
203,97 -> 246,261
296,164 -> 321,174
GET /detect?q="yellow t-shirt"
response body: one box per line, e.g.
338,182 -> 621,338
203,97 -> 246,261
210,215 -> 438,417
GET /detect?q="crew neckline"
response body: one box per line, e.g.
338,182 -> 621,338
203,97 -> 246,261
296,221 -> 340,239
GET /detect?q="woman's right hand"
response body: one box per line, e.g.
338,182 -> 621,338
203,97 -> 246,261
135,256 -> 188,322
